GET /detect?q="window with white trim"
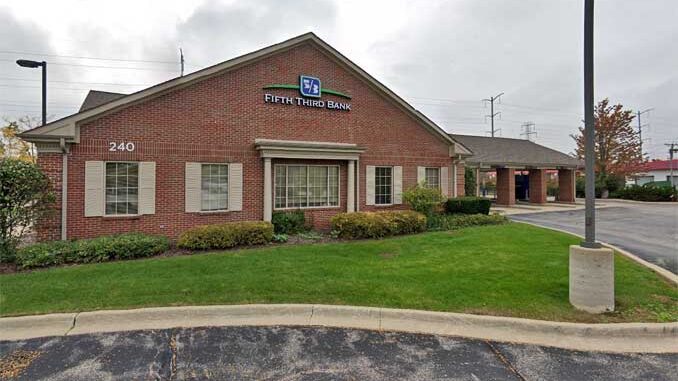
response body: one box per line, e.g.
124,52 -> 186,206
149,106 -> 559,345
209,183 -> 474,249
375,166 -> 393,205
425,167 -> 440,189
105,162 -> 139,215
201,164 -> 229,211
274,165 -> 339,209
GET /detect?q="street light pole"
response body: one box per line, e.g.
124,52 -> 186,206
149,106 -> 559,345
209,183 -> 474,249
16,59 -> 47,126
582,0 -> 599,248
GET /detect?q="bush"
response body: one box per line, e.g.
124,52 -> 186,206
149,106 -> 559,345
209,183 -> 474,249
177,221 -> 274,250
330,211 -> 426,240
615,184 -> 676,202
444,197 -> 491,215
428,213 -> 508,231
464,167 -> 476,197
271,210 -> 307,234
0,158 -> 56,262
402,183 -> 445,218
16,233 -> 169,269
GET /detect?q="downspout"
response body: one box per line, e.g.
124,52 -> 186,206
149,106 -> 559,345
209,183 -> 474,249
60,138 -> 68,241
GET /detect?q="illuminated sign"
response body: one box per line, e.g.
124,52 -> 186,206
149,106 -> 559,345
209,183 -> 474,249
263,75 -> 352,111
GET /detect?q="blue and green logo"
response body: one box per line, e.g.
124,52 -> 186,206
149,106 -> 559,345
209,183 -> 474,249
263,75 -> 352,99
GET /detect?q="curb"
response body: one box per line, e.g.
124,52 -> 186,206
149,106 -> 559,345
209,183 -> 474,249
1,304 -> 676,354
512,220 -> 678,286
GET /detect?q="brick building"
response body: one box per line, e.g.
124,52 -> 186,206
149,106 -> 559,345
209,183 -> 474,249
21,33 -> 473,241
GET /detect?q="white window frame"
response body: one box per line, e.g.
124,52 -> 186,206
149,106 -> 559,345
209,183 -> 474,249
200,163 -> 229,212
374,166 -> 394,206
104,161 -> 139,217
274,164 -> 341,210
424,167 -> 441,189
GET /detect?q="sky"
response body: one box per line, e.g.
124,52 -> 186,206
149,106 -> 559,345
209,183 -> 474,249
1,0 -> 676,159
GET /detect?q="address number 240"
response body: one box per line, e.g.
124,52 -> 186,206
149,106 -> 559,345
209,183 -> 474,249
109,142 -> 135,152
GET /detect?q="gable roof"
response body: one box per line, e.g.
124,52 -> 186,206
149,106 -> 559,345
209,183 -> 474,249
79,90 -> 126,112
450,134 -> 583,169
20,32 -> 470,155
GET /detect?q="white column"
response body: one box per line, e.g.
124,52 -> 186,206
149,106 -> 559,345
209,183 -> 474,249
347,160 -> 355,212
452,161 -> 457,198
476,167 -> 481,196
263,157 -> 272,222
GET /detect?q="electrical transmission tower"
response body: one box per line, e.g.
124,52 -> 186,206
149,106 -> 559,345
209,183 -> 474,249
666,142 -> 678,189
636,108 -> 653,160
520,121 -> 537,141
483,92 -> 503,137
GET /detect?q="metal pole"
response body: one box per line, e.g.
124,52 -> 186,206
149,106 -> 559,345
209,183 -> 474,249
41,61 -> 47,126
582,0 -> 599,248
490,98 -> 495,137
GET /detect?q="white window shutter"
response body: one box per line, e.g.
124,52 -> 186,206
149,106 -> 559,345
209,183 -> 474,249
138,162 -> 156,215
84,161 -> 104,217
393,166 -> 403,204
185,162 -> 201,212
417,166 -> 425,184
440,166 -> 449,197
228,163 -> 243,211
365,166 -> 375,206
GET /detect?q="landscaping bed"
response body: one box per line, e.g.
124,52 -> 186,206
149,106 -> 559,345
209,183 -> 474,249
1,223 -> 675,323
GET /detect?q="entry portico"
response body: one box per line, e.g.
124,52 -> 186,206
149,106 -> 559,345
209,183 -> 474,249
450,135 -> 583,206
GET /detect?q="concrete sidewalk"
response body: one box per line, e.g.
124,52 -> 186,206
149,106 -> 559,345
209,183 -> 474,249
2,304 -> 676,354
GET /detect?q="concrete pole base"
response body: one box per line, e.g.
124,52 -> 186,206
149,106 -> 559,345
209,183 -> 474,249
569,245 -> 615,313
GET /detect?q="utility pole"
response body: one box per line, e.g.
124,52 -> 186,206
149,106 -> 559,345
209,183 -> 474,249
180,48 -> 185,77
636,108 -> 653,160
520,121 -> 537,141
483,92 -> 503,137
667,143 -> 678,189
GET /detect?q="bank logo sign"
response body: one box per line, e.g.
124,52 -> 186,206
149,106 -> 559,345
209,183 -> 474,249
300,75 -> 321,98
263,75 -> 352,112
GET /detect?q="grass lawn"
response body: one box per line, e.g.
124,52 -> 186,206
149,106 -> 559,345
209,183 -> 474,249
0,223 -> 676,322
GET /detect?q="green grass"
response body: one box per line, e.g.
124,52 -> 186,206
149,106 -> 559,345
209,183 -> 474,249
1,223 -> 676,322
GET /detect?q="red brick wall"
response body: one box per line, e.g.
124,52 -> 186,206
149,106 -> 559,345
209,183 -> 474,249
456,162 -> 466,197
529,169 -> 547,204
38,42 -> 462,240
35,153 -> 62,241
557,169 -> 575,203
496,168 -> 515,206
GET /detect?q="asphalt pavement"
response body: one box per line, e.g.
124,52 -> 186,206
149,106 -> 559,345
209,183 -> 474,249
1,326 -> 676,380
509,200 -> 678,274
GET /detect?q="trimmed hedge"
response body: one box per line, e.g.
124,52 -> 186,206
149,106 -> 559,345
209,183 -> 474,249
445,197 -> 491,215
330,211 -> 427,240
16,233 -> 170,269
615,184 -> 676,202
429,213 -> 508,231
271,210 -> 307,234
177,221 -> 274,250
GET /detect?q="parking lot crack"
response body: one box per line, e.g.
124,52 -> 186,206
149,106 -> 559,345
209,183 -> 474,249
64,312 -> 80,336
485,340 -> 527,381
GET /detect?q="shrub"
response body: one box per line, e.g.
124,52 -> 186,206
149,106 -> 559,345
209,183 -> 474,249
0,158 -> 56,262
403,183 -> 445,218
615,184 -> 676,202
444,197 -> 491,215
464,167 -> 476,197
271,210 -> 307,234
16,233 -> 169,269
272,233 -> 288,243
428,213 -> 508,231
330,211 -> 426,239
177,221 -> 274,250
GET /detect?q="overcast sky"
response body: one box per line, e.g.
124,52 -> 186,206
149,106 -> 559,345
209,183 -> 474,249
1,0 -> 676,158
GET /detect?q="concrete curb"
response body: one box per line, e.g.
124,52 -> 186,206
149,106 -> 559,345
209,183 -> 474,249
1,304 -> 676,353
512,220 -> 678,286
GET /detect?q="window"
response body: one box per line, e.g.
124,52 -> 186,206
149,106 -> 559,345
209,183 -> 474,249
275,165 -> 339,209
375,166 -> 393,205
425,167 -> 440,189
201,164 -> 229,211
105,162 -> 138,215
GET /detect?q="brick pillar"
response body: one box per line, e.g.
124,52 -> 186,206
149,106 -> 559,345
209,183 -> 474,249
35,153 -> 62,242
456,162 -> 465,197
557,169 -> 576,203
496,168 -> 515,206
529,169 -> 547,204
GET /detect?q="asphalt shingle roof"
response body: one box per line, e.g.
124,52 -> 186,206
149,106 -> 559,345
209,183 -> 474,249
450,134 -> 583,168
79,90 -> 127,112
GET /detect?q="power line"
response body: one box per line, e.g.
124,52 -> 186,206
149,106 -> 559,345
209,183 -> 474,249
483,92 -> 503,137
0,77 -> 152,87
0,49 -> 181,65
520,121 -> 537,141
0,59 -> 179,72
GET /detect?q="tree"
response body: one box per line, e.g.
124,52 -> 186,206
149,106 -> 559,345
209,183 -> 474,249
571,98 -> 640,195
1,116 -> 38,162
0,158 -> 55,261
